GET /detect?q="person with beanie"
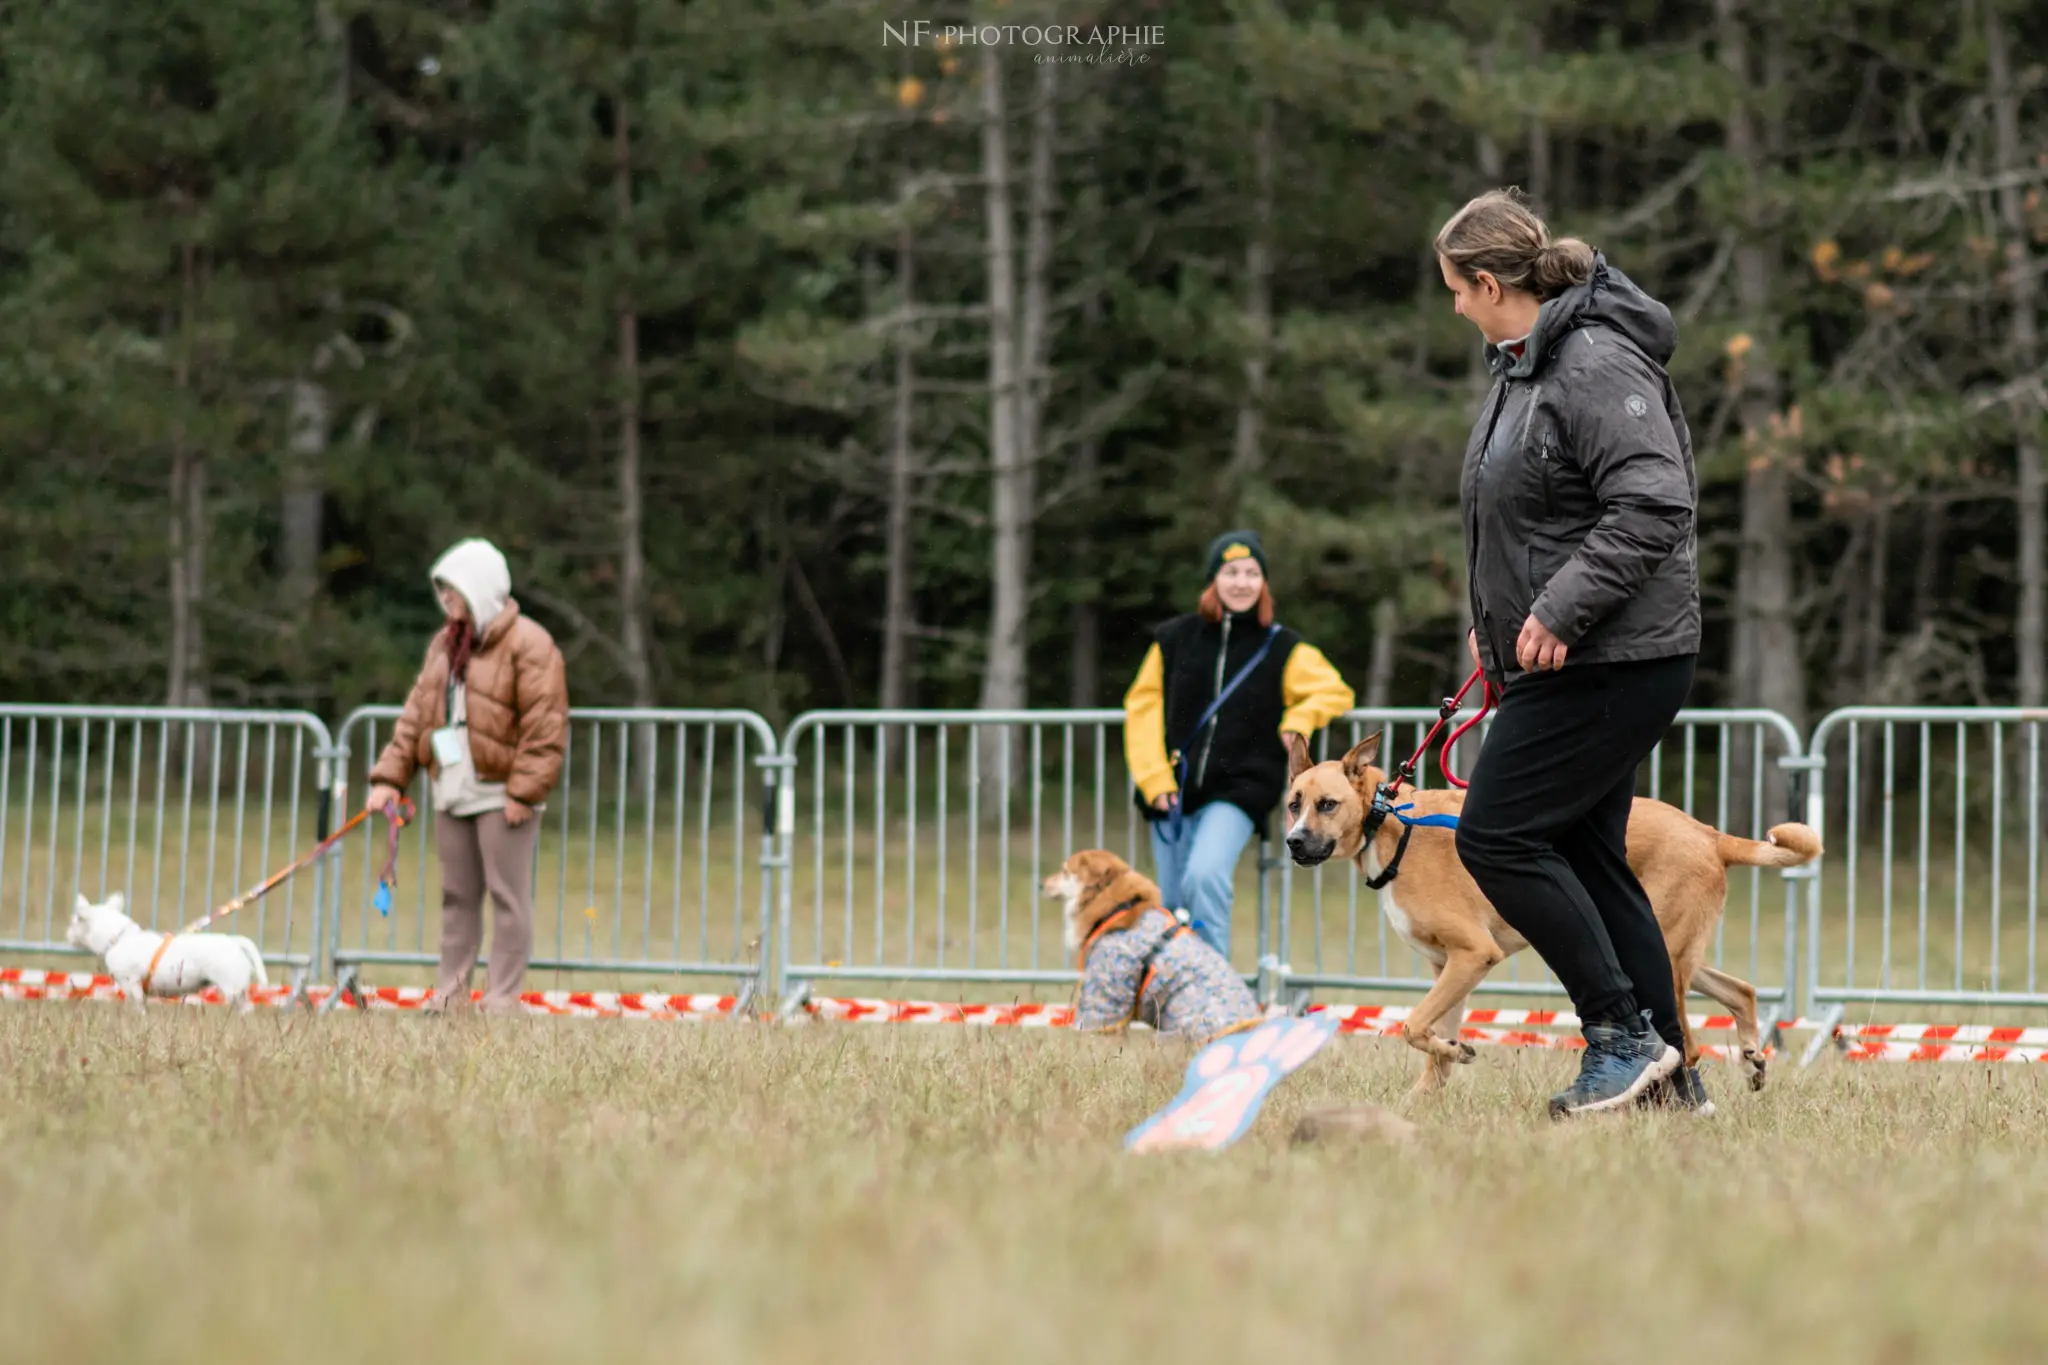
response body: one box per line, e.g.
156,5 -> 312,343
1122,530 -> 1355,962
365,538 -> 569,1015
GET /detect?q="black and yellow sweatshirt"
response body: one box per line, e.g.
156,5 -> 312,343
1123,610 -> 1354,824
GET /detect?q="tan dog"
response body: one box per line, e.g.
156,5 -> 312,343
1280,732 -> 1821,1096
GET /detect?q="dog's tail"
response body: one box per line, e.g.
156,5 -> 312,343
1717,822 -> 1823,869
239,938 -> 270,991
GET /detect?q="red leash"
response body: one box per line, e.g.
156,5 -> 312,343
1388,667 -> 1496,793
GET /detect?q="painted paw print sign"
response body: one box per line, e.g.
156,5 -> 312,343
1124,1012 -> 1341,1154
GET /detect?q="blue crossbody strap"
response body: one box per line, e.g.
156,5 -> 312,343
1163,624 -> 1283,845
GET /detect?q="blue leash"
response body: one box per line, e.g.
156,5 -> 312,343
1360,800 -> 1460,890
1162,624 -> 1283,847
1391,802 -> 1460,830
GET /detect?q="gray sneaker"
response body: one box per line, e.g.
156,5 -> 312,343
1637,1063 -> 1716,1117
1548,1010 -> 1681,1119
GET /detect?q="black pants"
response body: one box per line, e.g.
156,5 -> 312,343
1453,654 -> 1696,1052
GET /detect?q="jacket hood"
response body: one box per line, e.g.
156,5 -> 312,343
1491,252 -> 1677,379
430,538 -> 512,635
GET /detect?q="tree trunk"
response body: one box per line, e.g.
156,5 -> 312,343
1069,103 -> 1109,711
1525,28 -> 1550,207
1365,599 -> 1398,712
1987,0 -> 2046,706
881,204 -> 918,717
760,498 -> 788,722
1861,494 -> 1890,696
166,243 -> 208,714
1912,496 -> 1944,628
1069,424 -> 1101,710
284,5 -> 347,614
1828,516 -> 1869,702
613,94 -> 655,779
280,372 -> 330,609
1718,0 -> 1805,739
1226,96 -> 1276,504
976,51 -> 1056,786
975,43 -> 1022,734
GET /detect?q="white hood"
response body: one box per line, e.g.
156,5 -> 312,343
429,538 -> 511,634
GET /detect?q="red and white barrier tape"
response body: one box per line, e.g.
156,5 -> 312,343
1306,1003 -> 1818,1034
10,967 -> 2048,1060
803,996 -> 1073,1027
1829,1021 -> 2048,1047
0,968 -> 734,1020
798,997 -> 2048,1065
1835,1039 -> 2048,1064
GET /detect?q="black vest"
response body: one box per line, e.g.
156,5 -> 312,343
1136,611 -> 1301,826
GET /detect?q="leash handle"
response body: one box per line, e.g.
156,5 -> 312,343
371,797 -> 416,917
1374,666 -> 1493,815
1439,674 -> 1497,790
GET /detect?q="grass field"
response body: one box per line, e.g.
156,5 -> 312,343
3,1001 -> 2046,1363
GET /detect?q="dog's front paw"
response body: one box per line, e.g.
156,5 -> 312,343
1454,1041 -> 1477,1064
1744,1050 -> 1768,1091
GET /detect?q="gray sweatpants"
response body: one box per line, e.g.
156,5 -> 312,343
433,808 -> 540,1011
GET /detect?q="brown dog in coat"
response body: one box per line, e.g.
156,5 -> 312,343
1280,731 -> 1821,1097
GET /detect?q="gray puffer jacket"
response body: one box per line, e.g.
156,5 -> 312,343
1459,254 -> 1701,686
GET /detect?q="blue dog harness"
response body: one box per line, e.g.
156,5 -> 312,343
1361,798 -> 1460,890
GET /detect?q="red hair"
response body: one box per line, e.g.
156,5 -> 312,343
441,618 -> 475,682
1199,582 -> 1274,626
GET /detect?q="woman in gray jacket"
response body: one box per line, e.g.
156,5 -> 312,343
1435,189 -> 1704,1118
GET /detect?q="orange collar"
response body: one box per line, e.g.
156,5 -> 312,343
139,933 -> 175,996
1077,896 -> 1155,971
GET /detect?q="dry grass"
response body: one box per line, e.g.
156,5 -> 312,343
3,1001 -> 2047,1363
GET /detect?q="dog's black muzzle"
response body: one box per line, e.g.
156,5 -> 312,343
1285,830 -> 1336,867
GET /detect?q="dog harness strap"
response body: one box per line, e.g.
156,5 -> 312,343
1130,925 -> 1193,1028
1364,823 -> 1414,890
140,933 -> 175,996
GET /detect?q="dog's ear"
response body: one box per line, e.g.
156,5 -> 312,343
1340,732 -> 1382,785
1284,730 -> 1313,785
74,892 -> 90,915
106,891 -> 125,915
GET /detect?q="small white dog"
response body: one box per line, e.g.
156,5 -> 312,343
65,893 -> 270,1014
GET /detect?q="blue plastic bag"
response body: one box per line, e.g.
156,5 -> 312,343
372,881 -> 393,917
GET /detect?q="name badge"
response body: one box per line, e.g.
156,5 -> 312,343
430,726 -> 468,767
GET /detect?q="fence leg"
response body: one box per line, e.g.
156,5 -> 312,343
318,964 -> 362,1015
1798,1003 -> 1846,1068
756,751 -> 795,1015
777,978 -> 812,1023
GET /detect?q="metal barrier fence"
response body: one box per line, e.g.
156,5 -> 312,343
1270,708 -> 1810,1026
0,706 -> 337,992
768,706 -> 1811,1019
1802,707 -> 2048,1035
771,709 -> 1282,1010
23,698 -> 2048,1032
329,707 -> 781,1005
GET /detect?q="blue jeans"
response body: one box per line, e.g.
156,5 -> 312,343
1149,799 -> 1257,962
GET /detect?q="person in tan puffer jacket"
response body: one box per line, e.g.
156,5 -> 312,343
366,538 -> 569,1014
